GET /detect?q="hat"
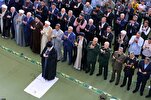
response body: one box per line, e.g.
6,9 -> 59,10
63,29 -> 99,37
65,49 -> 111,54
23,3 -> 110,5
1,4 -> 7,9
45,21 -> 50,26
96,4 -> 101,8
35,14 -> 42,20
19,9 -> 24,14
46,41 -> 53,47
78,32 -> 85,37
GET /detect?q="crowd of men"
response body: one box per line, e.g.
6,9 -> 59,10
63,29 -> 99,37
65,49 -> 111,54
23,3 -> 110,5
0,0 -> 151,98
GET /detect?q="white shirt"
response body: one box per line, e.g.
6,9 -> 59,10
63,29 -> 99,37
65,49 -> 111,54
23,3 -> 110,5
142,40 -> 151,57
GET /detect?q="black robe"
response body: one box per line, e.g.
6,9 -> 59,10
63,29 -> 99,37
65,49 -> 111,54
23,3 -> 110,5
41,46 -> 57,81
30,21 -> 43,54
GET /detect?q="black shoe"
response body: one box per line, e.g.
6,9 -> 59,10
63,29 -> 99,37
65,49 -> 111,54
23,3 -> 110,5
109,80 -> 114,83
89,73 -> 93,76
104,78 -> 107,80
133,90 -> 138,93
62,59 -> 66,62
127,87 -> 130,91
120,84 -> 125,87
68,63 -> 72,65
57,60 -> 60,62
85,70 -> 89,73
115,83 -> 119,85
96,73 -> 102,76
145,95 -> 151,98
11,37 -> 14,39
140,92 -> 143,96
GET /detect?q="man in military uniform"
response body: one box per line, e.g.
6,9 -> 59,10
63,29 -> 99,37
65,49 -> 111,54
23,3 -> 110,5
109,47 -> 126,85
86,37 -> 100,75
96,41 -> 111,80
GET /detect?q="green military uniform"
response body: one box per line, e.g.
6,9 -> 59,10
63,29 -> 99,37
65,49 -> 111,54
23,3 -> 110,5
86,41 -> 100,75
97,47 -> 111,80
110,51 -> 126,85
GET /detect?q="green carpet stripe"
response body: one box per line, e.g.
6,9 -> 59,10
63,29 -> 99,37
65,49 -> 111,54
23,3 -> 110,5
0,45 -> 120,100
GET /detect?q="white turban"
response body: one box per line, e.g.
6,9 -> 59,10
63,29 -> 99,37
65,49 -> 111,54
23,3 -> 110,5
1,4 -> 7,9
19,9 -> 24,14
45,21 -> 50,26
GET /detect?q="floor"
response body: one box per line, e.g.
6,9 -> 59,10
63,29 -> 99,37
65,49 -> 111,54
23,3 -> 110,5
0,37 -> 150,100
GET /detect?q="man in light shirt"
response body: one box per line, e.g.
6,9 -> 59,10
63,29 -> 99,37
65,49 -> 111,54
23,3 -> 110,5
128,33 -> 144,58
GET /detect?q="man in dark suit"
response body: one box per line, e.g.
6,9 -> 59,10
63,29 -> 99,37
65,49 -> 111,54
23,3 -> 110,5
104,7 -> 114,27
101,26 -> 113,48
63,0 -> 76,12
62,26 -> 76,65
98,17 -> 109,44
10,7 -> 17,39
114,13 -> 127,44
90,4 -> 103,34
22,0 -> 33,14
64,10 -> 75,31
73,0 -> 84,17
39,1 -> 49,24
48,3 -> 59,28
85,18 -> 96,43
23,12 -> 34,46
57,8 -> 67,31
133,57 -> 151,96
126,19 -> 139,40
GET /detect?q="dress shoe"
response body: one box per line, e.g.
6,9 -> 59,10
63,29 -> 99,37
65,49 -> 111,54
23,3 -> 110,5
85,70 -> 90,73
109,80 -> 114,83
89,73 -> 93,76
133,90 -> 138,93
61,59 -> 66,62
127,87 -> 130,91
115,83 -> 119,85
120,84 -> 125,87
140,92 -> 143,96
96,73 -> 102,76
145,95 -> 151,98
104,78 -> 107,80
11,37 -> 14,39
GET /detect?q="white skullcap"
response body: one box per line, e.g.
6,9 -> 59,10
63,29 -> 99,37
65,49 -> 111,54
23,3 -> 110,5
19,9 -> 24,14
1,4 -> 7,9
45,21 -> 50,26
121,30 -> 127,35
